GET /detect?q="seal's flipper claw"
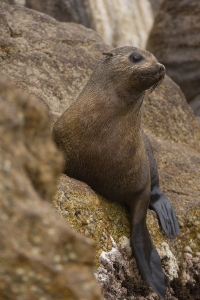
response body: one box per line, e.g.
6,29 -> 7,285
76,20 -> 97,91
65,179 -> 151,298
131,222 -> 167,299
149,190 -> 180,238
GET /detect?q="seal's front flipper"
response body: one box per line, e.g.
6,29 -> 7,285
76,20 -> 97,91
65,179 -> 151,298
144,134 -> 180,238
150,188 -> 180,238
131,220 -> 166,299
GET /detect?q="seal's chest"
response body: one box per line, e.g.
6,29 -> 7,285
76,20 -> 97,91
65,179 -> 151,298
73,136 -> 149,195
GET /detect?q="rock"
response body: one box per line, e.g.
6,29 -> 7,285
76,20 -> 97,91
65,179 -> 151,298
0,2 -> 200,299
159,242 -> 179,281
26,0 -> 90,26
83,0 -> 154,48
24,0 -> 153,49
8,0 -> 24,4
184,246 -> 193,254
146,0 -> 200,116
0,2 -> 109,123
96,237 -> 152,300
0,73 -> 101,300
53,175 -> 130,262
171,251 -> 200,299
0,73 -> 63,202
148,0 -> 163,15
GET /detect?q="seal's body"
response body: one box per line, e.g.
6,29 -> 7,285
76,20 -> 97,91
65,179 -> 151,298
53,46 -> 180,299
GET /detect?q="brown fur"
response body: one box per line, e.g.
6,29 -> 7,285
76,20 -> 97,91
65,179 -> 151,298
53,46 -> 168,298
53,47 -> 164,205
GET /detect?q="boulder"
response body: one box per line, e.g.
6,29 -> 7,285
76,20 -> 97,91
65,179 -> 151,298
0,2 -> 109,123
24,0 -> 153,49
8,0 -> 24,4
0,73 -> 101,300
83,0 -> 153,49
0,2 -> 200,299
25,0 -> 91,27
147,0 -> 200,116
148,0 -> 163,15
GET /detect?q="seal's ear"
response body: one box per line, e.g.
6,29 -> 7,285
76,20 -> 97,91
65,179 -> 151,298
103,52 -> 114,57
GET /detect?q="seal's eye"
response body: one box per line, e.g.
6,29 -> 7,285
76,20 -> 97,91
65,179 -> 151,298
130,54 -> 142,63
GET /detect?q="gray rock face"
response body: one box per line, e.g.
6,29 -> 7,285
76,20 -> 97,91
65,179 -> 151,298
0,73 -> 101,300
147,0 -> 200,116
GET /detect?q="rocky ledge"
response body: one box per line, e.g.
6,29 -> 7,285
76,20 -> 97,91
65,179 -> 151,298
0,2 -> 200,299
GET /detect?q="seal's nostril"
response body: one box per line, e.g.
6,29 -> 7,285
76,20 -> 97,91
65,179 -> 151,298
159,65 -> 165,73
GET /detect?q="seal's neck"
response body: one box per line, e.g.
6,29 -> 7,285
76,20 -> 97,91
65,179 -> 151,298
75,85 -> 144,136
74,68 -> 145,133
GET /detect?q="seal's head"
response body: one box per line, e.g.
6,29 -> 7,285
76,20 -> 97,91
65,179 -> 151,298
102,46 -> 165,95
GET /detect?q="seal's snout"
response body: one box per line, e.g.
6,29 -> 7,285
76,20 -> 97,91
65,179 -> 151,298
158,64 -> 165,74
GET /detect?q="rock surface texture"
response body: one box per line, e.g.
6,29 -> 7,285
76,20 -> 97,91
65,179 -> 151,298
24,0 -> 153,49
25,0 -> 91,26
0,2 -> 109,122
0,2 -> 200,300
148,0 -> 163,15
75,0 -> 153,49
147,0 -> 200,116
0,73 -> 102,300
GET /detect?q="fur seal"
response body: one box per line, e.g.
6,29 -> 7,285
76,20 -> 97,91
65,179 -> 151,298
53,46 -> 180,299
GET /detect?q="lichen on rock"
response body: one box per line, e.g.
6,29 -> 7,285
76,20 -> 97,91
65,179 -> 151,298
159,242 -> 179,281
95,236 -> 152,300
